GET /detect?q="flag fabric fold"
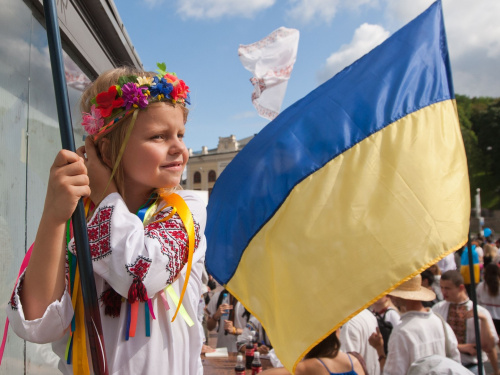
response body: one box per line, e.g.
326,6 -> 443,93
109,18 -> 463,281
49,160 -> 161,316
207,1 -> 470,372
238,27 -> 300,120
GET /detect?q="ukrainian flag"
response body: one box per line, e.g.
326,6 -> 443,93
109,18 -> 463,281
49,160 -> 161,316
206,1 -> 469,371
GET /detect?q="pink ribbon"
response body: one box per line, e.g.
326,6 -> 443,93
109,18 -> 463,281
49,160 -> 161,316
0,243 -> 34,365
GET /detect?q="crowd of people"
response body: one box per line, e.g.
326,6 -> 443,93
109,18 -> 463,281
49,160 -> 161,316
200,230 -> 500,375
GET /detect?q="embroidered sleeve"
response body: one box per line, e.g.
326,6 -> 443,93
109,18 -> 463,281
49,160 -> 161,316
68,192 -> 205,300
6,271 -> 73,344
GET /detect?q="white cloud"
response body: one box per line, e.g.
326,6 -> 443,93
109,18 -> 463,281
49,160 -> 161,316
383,0 -> 500,96
440,0 -> 500,96
316,23 -> 389,83
316,0 -> 500,96
177,0 -> 275,19
383,0 -> 433,27
286,0 -> 378,24
286,0 -> 340,24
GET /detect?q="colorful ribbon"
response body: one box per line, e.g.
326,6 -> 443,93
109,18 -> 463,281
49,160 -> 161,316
158,193 -> 195,323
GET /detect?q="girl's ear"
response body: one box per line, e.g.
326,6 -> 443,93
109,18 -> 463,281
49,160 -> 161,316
98,138 -> 113,168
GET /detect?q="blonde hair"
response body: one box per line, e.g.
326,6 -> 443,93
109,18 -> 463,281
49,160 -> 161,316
484,244 -> 497,259
80,66 -> 189,198
429,264 -> 441,276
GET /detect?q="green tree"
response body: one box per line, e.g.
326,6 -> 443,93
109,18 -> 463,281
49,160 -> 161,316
470,98 -> 500,208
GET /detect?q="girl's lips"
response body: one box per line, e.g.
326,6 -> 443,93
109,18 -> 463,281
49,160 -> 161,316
161,162 -> 183,169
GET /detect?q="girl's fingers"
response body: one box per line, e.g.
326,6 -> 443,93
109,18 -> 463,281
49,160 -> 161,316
57,158 -> 87,177
53,149 -> 82,168
76,145 -> 86,159
70,185 -> 91,198
85,136 -> 99,159
64,174 -> 90,187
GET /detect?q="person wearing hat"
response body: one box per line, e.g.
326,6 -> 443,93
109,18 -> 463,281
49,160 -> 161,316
369,274 -> 460,375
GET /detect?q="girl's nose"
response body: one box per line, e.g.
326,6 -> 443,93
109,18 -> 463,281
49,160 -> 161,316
170,137 -> 186,154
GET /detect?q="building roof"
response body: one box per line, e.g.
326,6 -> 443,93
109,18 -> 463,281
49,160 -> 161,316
30,0 -> 142,78
189,134 -> 256,158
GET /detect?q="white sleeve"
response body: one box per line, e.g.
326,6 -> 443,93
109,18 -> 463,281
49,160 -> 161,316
383,329 -> 409,375
233,302 -> 247,330
339,320 -> 361,352
237,316 -> 259,349
476,283 -> 485,305
481,306 -> 500,344
68,191 -> 206,299
385,309 -> 401,327
206,291 -> 221,316
6,272 -> 74,344
432,301 -> 449,321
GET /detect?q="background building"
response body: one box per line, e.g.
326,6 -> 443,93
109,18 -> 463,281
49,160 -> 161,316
183,134 -> 255,196
0,0 -> 141,373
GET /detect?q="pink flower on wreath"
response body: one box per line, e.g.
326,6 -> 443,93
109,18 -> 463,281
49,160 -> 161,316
122,82 -> 149,110
82,104 -> 104,135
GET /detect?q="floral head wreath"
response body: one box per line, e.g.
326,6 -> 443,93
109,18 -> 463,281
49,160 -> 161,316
82,62 -> 190,141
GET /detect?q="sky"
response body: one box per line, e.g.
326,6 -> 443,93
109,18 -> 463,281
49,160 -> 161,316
114,0 -> 500,152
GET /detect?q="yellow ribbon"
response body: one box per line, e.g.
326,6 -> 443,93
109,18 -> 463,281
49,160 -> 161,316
72,267 -> 90,375
158,193 -> 195,322
165,285 -> 194,326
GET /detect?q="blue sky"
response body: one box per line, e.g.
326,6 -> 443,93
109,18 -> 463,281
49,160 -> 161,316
114,0 -> 500,152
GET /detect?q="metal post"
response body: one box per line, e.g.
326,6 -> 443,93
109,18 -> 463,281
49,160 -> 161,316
467,234 -> 483,374
475,188 -> 484,235
42,0 -> 108,373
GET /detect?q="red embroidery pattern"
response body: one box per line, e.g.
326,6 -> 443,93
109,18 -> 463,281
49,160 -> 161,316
8,277 -> 24,311
145,208 -> 201,284
238,27 -> 298,55
126,255 -> 152,281
9,289 -> 18,311
87,206 -> 114,260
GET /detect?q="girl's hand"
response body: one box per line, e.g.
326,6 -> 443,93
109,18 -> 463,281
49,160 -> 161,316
368,327 -> 385,354
257,345 -> 270,355
43,149 -> 90,224
213,303 -> 233,320
77,137 -> 117,205
224,319 -> 234,332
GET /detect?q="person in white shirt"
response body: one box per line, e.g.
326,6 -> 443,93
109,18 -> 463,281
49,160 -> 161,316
206,290 -> 248,352
476,263 -> 500,334
340,309 -> 380,375
438,253 -> 457,273
433,270 -> 499,375
370,296 -> 401,329
369,274 -> 460,375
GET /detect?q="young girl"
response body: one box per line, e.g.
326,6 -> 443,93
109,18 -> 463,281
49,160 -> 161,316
261,330 -> 366,375
6,64 -> 206,374
477,263 -> 500,337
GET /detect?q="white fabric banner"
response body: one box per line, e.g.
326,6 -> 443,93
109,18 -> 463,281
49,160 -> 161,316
238,27 -> 300,120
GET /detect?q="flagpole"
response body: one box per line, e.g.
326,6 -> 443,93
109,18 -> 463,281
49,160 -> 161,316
467,233 -> 483,374
42,0 -> 108,373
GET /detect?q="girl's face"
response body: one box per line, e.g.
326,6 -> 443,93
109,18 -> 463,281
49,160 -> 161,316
121,103 -> 188,193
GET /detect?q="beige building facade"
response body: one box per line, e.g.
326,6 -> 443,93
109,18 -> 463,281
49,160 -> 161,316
184,134 -> 255,195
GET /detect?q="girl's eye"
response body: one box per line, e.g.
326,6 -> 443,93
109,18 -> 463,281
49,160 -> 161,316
178,133 -> 185,140
152,135 -> 164,140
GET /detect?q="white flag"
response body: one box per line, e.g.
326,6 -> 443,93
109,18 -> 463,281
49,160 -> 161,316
238,27 -> 300,120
